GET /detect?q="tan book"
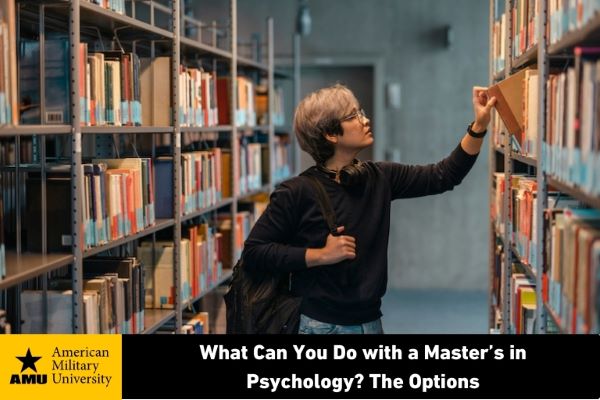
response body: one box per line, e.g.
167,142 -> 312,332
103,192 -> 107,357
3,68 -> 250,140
488,68 -> 535,144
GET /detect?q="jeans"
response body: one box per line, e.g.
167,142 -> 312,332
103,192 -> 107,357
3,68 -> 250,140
298,314 -> 384,334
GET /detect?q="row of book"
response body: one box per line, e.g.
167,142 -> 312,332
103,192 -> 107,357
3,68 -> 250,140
492,247 -> 538,334
492,172 -> 585,270
139,222 -> 227,309
0,0 -> 16,125
235,196 -> 269,260
544,51 -> 600,195
154,148 -> 225,219
21,256 -> 144,334
178,65 -> 218,127
79,45 -> 142,126
543,207 -> 600,334
511,0 -> 540,59
511,175 -> 539,270
492,173 -> 540,269
492,0 -> 507,73
549,0 -> 600,45
81,158 -> 156,248
511,271 -> 537,334
18,212 -> 234,333
256,85 -> 286,127
217,76 -> 257,127
19,45 -> 276,128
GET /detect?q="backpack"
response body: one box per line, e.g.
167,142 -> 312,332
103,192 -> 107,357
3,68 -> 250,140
224,174 -> 337,334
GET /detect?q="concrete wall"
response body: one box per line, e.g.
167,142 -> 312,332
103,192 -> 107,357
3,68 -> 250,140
195,0 -> 490,290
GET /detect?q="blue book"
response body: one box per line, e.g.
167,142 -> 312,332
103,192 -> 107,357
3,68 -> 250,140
154,158 -> 174,219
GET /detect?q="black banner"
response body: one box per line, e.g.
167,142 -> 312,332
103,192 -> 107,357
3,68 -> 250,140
122,334 -> 600,399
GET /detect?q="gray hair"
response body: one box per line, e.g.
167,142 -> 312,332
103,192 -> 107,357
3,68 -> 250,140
293,84 -> 358,164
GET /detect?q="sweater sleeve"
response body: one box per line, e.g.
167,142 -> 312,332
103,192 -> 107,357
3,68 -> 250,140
378,142 -> 478,200
241,181 -> 308,273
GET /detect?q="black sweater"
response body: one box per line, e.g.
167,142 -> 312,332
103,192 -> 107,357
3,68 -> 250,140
242,142 -> 478,325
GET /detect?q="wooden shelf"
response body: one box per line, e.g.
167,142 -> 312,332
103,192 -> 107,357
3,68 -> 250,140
83,219 -> 175,258
142,309 -> 176,334
546,176 -> 600,209
549,12 -> 600,55
0,125 -> 72,136
181,198 -> 234,222
512,45 -> 538,70
0,252 -> 73,290
182,269 -> 233,309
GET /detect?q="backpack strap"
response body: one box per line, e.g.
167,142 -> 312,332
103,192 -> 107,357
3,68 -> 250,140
304,175 -> 338,236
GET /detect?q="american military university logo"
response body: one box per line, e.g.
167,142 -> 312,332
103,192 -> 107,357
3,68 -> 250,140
10,348 -> 47,384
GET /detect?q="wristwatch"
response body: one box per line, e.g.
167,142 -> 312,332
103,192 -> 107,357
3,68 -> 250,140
467,121 -> 487,138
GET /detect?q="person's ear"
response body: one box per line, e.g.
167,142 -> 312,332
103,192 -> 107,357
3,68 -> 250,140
324,132 -> 338,144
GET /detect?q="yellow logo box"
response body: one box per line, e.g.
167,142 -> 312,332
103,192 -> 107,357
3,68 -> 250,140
0,335 -> 121,400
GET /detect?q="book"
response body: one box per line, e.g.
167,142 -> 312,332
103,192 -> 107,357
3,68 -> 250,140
488,68 -> 535,146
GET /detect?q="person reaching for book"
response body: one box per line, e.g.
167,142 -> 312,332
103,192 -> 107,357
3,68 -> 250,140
241,83 -> 496,334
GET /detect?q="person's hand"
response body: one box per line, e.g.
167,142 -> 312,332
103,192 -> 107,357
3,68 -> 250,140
472,86 -> 497,132
319,226 -> 356,265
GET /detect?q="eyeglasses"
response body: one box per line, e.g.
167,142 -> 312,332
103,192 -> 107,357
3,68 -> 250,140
340,108 -> 367,124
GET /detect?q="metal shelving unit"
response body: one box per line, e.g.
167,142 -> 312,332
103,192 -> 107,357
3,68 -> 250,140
0,0 -> 296,334
490,0 -> 546,334
490,0 -> 600,334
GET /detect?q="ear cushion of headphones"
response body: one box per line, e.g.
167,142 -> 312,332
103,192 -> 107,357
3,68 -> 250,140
339,162 -> 368,187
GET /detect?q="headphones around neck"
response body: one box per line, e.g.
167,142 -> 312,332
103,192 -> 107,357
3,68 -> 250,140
317,160 -> 368,188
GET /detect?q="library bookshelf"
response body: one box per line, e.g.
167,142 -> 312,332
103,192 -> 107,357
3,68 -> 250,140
0,0 -> 296,334
489,0 -> 600,334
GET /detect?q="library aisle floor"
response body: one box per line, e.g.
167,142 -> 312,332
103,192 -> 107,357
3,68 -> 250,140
382,289 -> 488,333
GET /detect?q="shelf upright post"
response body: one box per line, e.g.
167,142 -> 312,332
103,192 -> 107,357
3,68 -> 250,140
502,0 -> 514,334
267,18 -> 274,190
293,33 -> 301,175
488,0 -> 495,332
69,0 -> 84,333
535,0 -> 548,334
172,0 -> 182,333
39,3 -> 49,333
231,0 -> 239,265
